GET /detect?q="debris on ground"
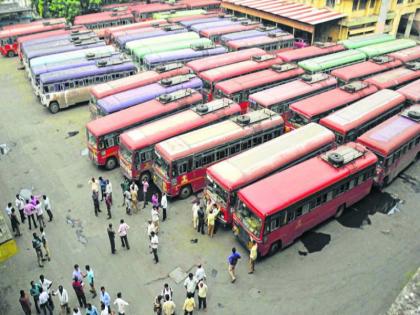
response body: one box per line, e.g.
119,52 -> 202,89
0,144 -> 10,156
66,131 -> 79,138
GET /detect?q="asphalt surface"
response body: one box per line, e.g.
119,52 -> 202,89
0,56 -> 419,315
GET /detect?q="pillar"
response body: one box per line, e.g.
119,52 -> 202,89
404,13 -> 415,38
376,0 -> 390,33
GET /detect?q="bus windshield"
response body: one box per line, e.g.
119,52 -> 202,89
236,201 -> 262,238
289,111 -> 309,127
206,177 -> 228,207
119,145 -> 133,164
86,130 -> 97,148
154,154 -> 170,179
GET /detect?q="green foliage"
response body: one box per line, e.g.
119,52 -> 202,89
31,0 -> 103,21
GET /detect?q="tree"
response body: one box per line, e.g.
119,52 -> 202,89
32,0 -> 102,21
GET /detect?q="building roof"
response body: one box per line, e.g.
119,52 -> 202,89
223,0 -> 346,25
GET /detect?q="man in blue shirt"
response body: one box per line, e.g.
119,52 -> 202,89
86,303 -> 99,315
100,286 -> 111,310
99,177 -> 107,201
228,247 -> 241,283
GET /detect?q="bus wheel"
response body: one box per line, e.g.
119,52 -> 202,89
269,241 -> 281,256
105,157 -> 118,170
335,204 -> 345,218
7,51 -> 15,57
140,172 -> 150,183
382,176 -> 389,187
179,185 -> 192,199
49,102 -> 60,114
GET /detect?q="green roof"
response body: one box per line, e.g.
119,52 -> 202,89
298,50 -> 366,72
152,9 -> 206,19
339,33 -> 395,49
126,32 -> 199,53
357,39 -> 417,57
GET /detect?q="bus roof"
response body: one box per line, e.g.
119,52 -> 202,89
191,20 -> 238,32
238,142 -> 377,217
106,19 -> 166,35
331,58 -> 403,83
364,66 -> 420,89
91,66 -> 191,99
144,46 -> 228,65
120,100 -> 242,151
126,31 -> 199,51
17,28 -> 76,46
215,65 -> 304,95
387,46 -> 420,63
74,11 -> 134,25
227,34 -> 294,50
208,123 -> 334,192
339,33 -> 395,49
130,2 -> 187,14
357,39 -> 416,58
200,22 -> 260,37
290,83 -> 378,119
396,79 -> 420,103
298,49 -> 367,72
0,19 -> 66,38
156,110 -> 283,161
167,13 -> 221,23
220,29 -> 264,43
199,56 -> 283,83
117,27 -> 188,47
319,89 -> 406,134
86,90 -> 203,137
249,74 -> 337,107
357,106 -> 420,156
186,47 -> 265,72
277,43 -> 345,62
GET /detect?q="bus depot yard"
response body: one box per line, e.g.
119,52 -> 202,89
1,3 -> 420,315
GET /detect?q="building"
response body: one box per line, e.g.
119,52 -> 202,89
221,0 -> 419,42
0,1 -> 33,27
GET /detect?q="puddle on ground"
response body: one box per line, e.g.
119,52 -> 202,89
298,231 -> 331,256
211,268 -> 218,278
398,173 -> 420,193
66,215 -> 87,245
337,190 -> 400,229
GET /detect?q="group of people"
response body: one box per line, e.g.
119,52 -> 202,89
153,264 -> 209,315
89,177 -> 113,219
191,198 -> 220,237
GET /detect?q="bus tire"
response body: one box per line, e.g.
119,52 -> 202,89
105,157 -> 118,170
49,102 -> 60,114
335,204 -> 345,218
382,176 -> 389,187
179,185 -> 192,199
268,241 -> 281,256
140,171 -> 150,183
7,51 -> 15,57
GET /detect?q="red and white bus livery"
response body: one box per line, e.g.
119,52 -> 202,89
364,64 -> 420,90
396,78 -> 420,105
277,42 -> 345,63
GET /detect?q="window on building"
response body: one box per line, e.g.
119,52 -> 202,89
370,0 -> 376,8
326,0 -> 335,7
352,0 -> 359,10
359,0 -> 368,9
397,0 -> 403,3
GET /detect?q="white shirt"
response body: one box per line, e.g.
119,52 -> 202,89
73,309 -> 82,315
184,277 -> 197,294
39,278 -> 52,293
150,235 -> 159,249
161,195 -> 167,208
15,197 -> 24,210
106,182 -> 112,194
39,291 -> 49,304
195,267 -> 206,281
147,223 -> 156,237
114,298 -> 129,313
54,288 -> 69,305
130,183 -> 138,192
35,203 -> 43,216
118,223 -> 129,236
89,179 -> 99,193
192,204 -> 199,218
43,197 -> 51,210
100,309 -> 109,315
5,205 -> 12,217
151,209 -> 159,222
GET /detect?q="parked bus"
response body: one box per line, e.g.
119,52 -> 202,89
0,19 -> 66,57
233,142 -> 378,257
320,89 -> 406,143
356,39 -> 416,58
152,9 -> 206,20
364,64 -> 420,90
226,33 -> 294,52
104,19 -> 167,44
249,73 -> 337,119
90,64 -> 191,117
183,0 -> 220,11
277,42 -> 345,63
95,74 -> 202,116
199,22 -> 261,43
199,54 -> 283,101
206,123 -> 335,226
331,56 -> 403,84
357,105 -> 420,187
220,27 -> 280,45
339,33 -> 395,49
179,16 -> 224,28
153,109 -> 284,199
186,47 -> 265,73
397,79 -> 420,105
214,63 -> 304,111
86,89 -> 203,170
167,12 -> 221,23
190,19 -> 239,32
387,46 -> 420,63
287,81 -> 378,131
39,59 -> 136,114
119,99 -> 242,181
143,44 -> 227,70
131,2 -> 187,21
298,50 -> 367,73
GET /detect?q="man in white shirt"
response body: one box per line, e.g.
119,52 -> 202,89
114,292 -> 129,315
151,206 -> 160,233
161,193 -> 168,221
150,231 -> 159,263
183,273 -> 198,297
4,202 -> 14,232
39,287 -> 53,315
118,219 -> 130,250
35,200 -> 46,228
192,201 -> 199,229
42,195 -> 53,222
15,194 -> 25,223
195,264 -> 206,282
53,285 -> 69,314
147,220 -> 156,241
105,180 -> 113,205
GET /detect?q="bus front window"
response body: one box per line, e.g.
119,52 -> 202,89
86,130 -> 97,148
154,154 -> 170,179
206,177 -> 228,207
119,145 -> 133,164
236,201 -> 262,238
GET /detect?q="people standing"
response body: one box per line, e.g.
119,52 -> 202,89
114,292 -> 129,315
195,264 -> 206,283
35,200 -> 46,228
249,240 -> 258,274
151,193 -> 159,208
11,208 -> 21,236
182,293 -> 195,315
147,220 -> 156,242
100,302 -> 109,315
105,193 -> 112,219
5,202 -> 12,218
192,201 -> 199,230
39,275 -> 53,309
39,287 -> 53,315
120,178 -> 130,207
32,233 -> 44,267
40,227 -> 51,261
161,283 -> 173,301
118,219 -> 130,250
197,281 -> 207,312
142,178 -> 149,208
86,303 -> 99,315
153,295 -> 163,315
84,265 -> 97,298
29,280 -> 41,314
99,177 -> 107,201
72,264 -> 83,282
24,200 -> 37,230
150,231 -> 159,263
42,195 -> 53,222
123,190 -> 131,215
197,207 -> 205,235
207,205 -> 220,238
162,295 -> 176,315
52,285 -> 69,315
19,289 -> 32,315
107,223 -> 116,254
15,194 -> 25,223
228,247 -> 241,283
72,307 -> 82,315
89,177 -> 100,196
72,277 -> 87,309
130,187 -> 138,214
151,206 -> 160,233
92,191 -> 101,217
161,193 -> 167,221
100,287 -> 111,311
183,273 -> 197,298
105,179 -> 113,205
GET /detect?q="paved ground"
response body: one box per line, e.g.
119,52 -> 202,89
0,56 -> 419,315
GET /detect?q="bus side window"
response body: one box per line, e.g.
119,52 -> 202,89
194,155 -> 202,168
202,152 -> 214,165
216,147 -> 228,161
286,208 -> 295,223
252,135 -> 262,146
230,143 -> 240,155
326,191 -> 334,202
295,206 -> 303,218
178,161 -> 188,175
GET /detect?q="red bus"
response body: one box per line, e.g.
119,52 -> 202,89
206,123 -> 335,226
167,12 -> 221,23
357,105 -> 420,187
153,109 -> 284,199
331,56 -> 403,84
200,22 -> 261,43
86,89 -> 203,170
277,42 -> 345,63
364,64 -> 420,90
103,19 -> 166,44
233,142 -> 378,257
0,19 -> 66,57
397,78 -> 420,105
320,89 -> 406,144
249,73 -> 337,120
182,0 -> 221,10
186,47 -> 265,73
198,54 -> 283,101
226,33 -> 294,52
214,63 -> 304,112
287,81 -> 378,131
130,3 -> 187,21
89,64 -> 191,118
387,46 -> 420,63
119,99 -> 242,181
